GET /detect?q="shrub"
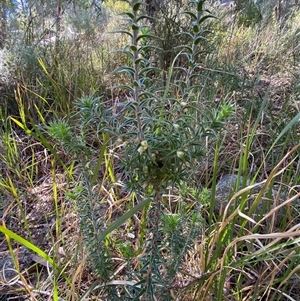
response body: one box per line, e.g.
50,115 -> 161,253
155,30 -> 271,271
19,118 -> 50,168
46,0 -> 233,299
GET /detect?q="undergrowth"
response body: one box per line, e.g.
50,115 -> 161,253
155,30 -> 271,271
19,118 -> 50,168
0,0 -> 300,300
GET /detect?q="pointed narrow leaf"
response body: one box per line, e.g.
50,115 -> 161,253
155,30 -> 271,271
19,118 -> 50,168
132,23 -> 139,30
139,45 -> 161,53
194,36 -> 206,45
172,66 -> 188,74
139,66 -> 160,74
109,30 -> 133,38
137,15 -> 155,22
133,2 -> 142,11
183,45 -> 193,54
176,32 -> 194,41
198,14 -> 217,25
91,135 -> 109,184
265,112 -> 300,159
193,24 -> 200,33
130,45 -> 138,51
113,85 -> 134,93
194,49 -> 209,57
197,0 -> 204,12
0,226 -> 57,269
120,11 -> 135,19
10,117 -> 27,132
136,33 -> 161,42
113,66 -> 135,78
133,80 -> 140,87
200,29 -> 213,35
183,11 -> 197,20
135,57 -> 147,65
113,49 -> 134,59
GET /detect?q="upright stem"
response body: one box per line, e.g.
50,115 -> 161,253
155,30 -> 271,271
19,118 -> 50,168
145,188 -> 162,296
132,0 -> 144,141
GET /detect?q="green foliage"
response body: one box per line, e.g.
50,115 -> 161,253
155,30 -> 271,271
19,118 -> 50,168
113,0 -> 231,192
47,119 -> 90,155
43,0 -> 233,299
2,0 -> 109,120
235,0 -> 263,26
1,0 -> 300,299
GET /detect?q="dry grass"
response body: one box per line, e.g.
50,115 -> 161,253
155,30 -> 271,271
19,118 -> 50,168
0,2 -> 300,301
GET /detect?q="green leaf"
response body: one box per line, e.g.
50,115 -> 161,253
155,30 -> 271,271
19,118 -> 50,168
265,111 -> 300,159
197,0 -> 204,12
113,66 -> 135,79
198,14 -> 217,25
133,1 -> 142,11
193,24 -> 200,33
137,15 -> 155,22
88,198 -> 152,246
216,103 -> 234,121
113,85 -> 134,93
139,44 -> 162,53
135,57 -> 147,65
190,74 -> 202,81
194,36 -> 206,45
10,117 -> 30,133
11,116 -> 69,173
139,66 -> 161,74
183,11 -> 197,20
188,60 -> 196,68
120,11 -> 135,19
91,134 -> 109,184
194,49 -> 209,57
130,44 -> 138,51
176,32 -> 194,41
136,33 -> 161,42
182,83 -> 188,90
139,91 -> 159,100
183,45 -> 193,54
113,48 -> 134,59
109,30 -> 133,38
0,226 -> 57,269
132,23 -> 139,31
